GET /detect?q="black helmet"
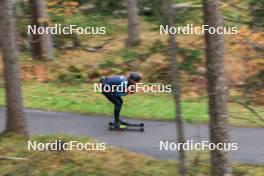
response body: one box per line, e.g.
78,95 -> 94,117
129,72 -> 141,82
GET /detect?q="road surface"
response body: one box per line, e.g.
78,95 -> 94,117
0,108 -> 263,165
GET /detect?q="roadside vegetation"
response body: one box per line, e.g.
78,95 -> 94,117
0,82 -> 262,127
0,134 -> 263,176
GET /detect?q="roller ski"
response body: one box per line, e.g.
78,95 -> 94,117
108,121 -> 144,132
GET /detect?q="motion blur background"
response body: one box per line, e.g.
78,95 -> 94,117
0,0 -> 263,175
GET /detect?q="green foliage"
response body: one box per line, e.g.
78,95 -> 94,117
249,0 -> 264,28
243,70 -> 264,104
94,0 -> 123,12
245,70 -> 264,89
178,48 -> 202,74
58,73 -> 85,84
148,40 -> 166,53
57,66 -> 86,84
76,0 -> 90,5
139,0 -> 163,16
119,49 -> 141,63
117,40 -> 165,64
142,0 -> 202,24
99,60 -> 116,68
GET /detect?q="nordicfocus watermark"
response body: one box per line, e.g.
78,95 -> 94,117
94,83 -> 172,93
28,140 -> 106,151
160,140 -> 238,151
27,24 -> 106,35
160,24 -> 238,35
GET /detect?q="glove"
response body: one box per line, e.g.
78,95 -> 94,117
126,85 -> 135,95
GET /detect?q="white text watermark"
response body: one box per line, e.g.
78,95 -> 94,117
160,24 -> 238,35
27,24 -> 106,35
28,140 -> 106,151
94,83 -> 172,93
160,140 -> 238,151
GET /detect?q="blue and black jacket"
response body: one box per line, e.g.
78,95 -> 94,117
100,76 -> 131,97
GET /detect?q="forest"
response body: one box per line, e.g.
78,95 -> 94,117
0,0 -> 263,176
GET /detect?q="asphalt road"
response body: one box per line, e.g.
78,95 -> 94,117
0,109 -> 263,165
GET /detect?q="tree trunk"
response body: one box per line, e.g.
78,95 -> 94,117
163,0 -> 186,175
126,0 -> 141,46
203,0 -> 231,175
29,0 -> 53,60
0,0 -> 27,135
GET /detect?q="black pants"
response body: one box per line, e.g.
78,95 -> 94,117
102,91 -> 123,123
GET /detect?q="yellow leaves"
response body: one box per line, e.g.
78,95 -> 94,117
32,64 -> 50,82
62,1 -> 79,14
251,58 -> 264,65
237,26 -> 251,37
63,2 -> 79,7
229,89 -> 242,97
227,26 -> 264,55
20,62 -> 52,82
47,1 -> 79,15
221,2 -> 229,9
249,33 -> 264,46
37,18 -> 49,24
223,26 -> 264,90
47,1 -> 58,6
237,27 -> 264,45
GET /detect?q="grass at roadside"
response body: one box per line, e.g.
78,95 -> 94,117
0,134 -> 263,176
0,82 -> 263,127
